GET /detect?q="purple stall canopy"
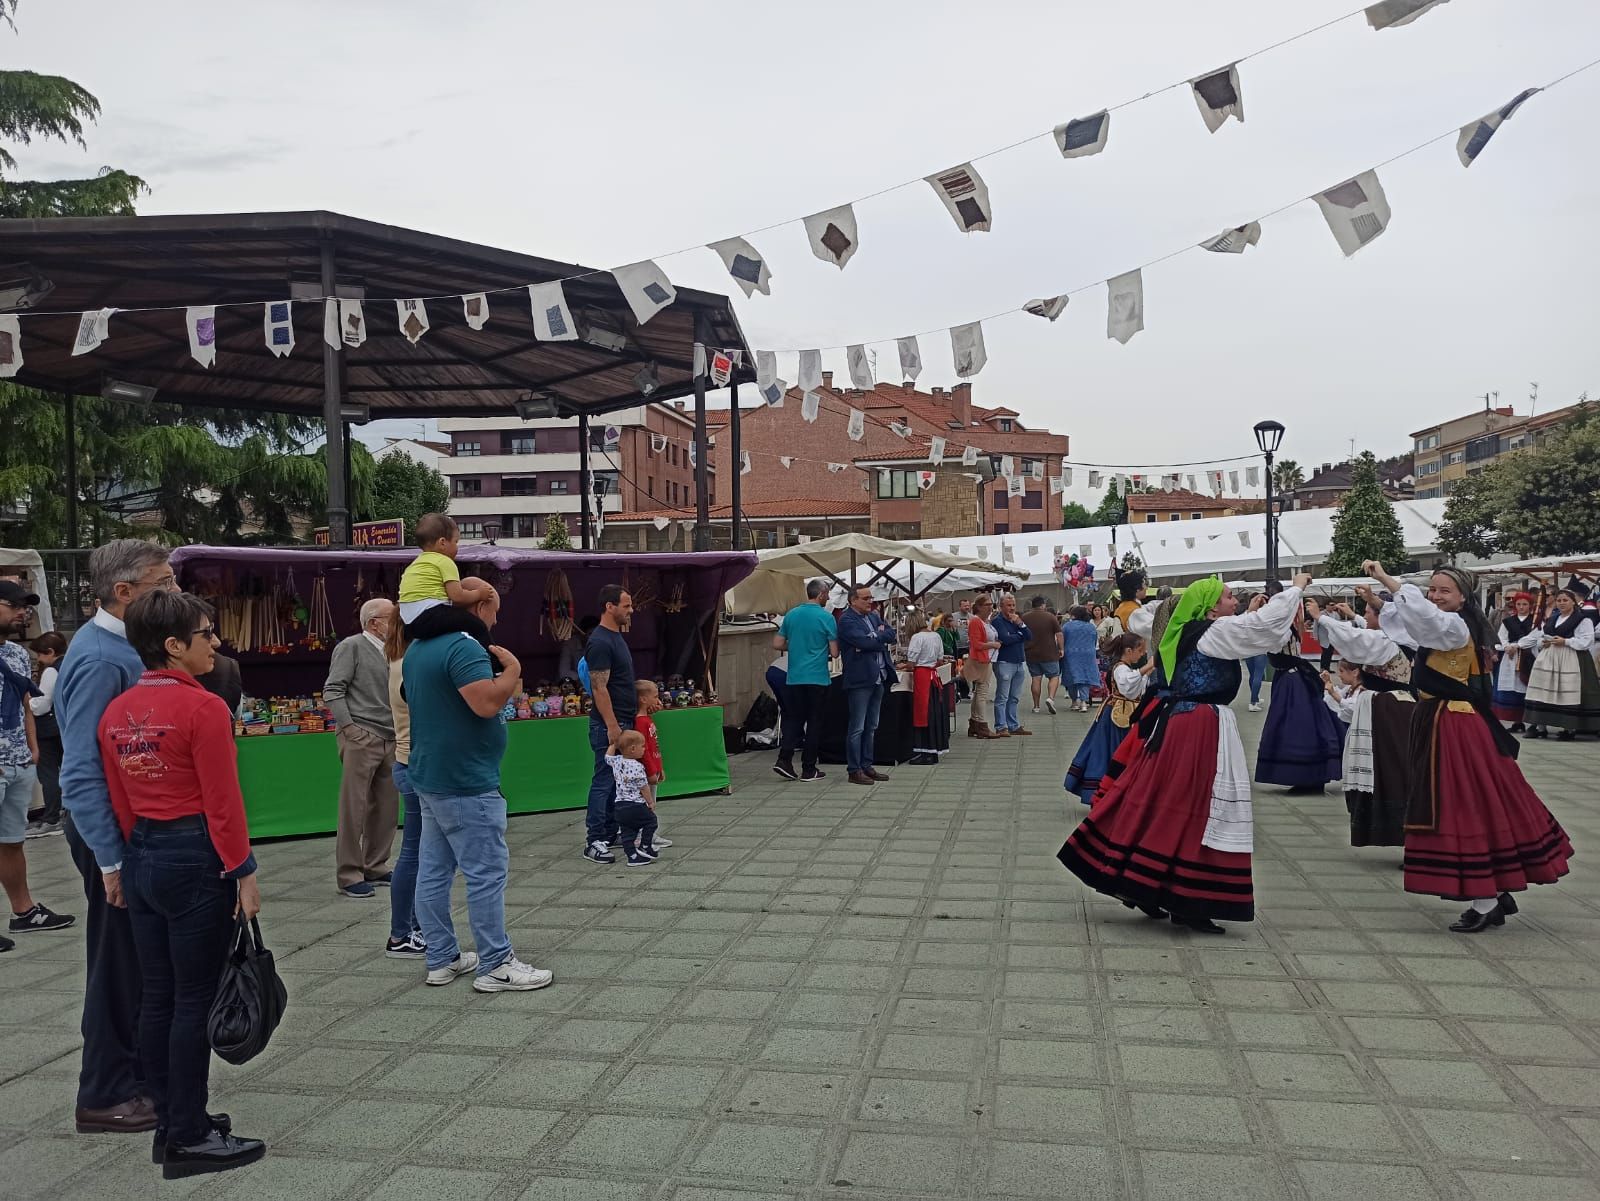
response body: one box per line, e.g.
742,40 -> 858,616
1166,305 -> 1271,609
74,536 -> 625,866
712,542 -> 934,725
170,544 -> 755,699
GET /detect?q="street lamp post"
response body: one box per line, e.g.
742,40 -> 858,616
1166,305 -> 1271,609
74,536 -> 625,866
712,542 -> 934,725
1253,420 -> 1285,592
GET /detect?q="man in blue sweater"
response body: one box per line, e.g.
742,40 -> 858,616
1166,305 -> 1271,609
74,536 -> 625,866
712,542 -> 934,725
57,540 -> 178,1135
836,585 -> 897,786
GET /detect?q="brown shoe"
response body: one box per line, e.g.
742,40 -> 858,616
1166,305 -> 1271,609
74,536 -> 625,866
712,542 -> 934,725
993,728 -> 1011,737
848,771 -> 875,786
866,769 -> 890,781
1012,728 -> 1034,736
76,1096 -> 158,1134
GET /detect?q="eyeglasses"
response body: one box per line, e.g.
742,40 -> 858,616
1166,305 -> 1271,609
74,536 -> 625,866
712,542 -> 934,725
190,627 -> 219,642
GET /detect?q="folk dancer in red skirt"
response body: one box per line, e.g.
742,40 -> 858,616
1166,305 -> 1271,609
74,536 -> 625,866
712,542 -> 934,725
1058,575 -> 1310,935
1313,608 -> 1416,849
1360,562 -> 1573,933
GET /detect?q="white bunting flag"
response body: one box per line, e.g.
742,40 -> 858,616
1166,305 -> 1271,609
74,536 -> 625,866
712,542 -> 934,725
395,299 -> 430,345
761,379 -> 787,407
1186,474 -> 1197,491
1457,88 -> 1539,168
1199,222 -> 1262,254
0,314 -> 21,378
612,260 -> 676,325
650,433 -> 667,453
1107,544 -> 1116,559
1027,545 -> 1039,558
779,455 -> 794,468
847,409 -> 865,442
826,461 -> 848,473
888,421 -> 911,439
1238,530 -> 1251,547
1063,466 -> 1072,487
962,445 -> 979,467
897,336 -> 922,381
706,236 -> 772,298
323,299 -> 366,349
1106,269 -> 1144,344
803,204 -> 860,269
1000,455 -> 1015,479
652,517 -> 671,532
1080,544 -> 1092,558
797,349 -> 822,392
72,308 -> 114,356
802,391 -> 820,423
740,450 -> 752,475
1247,465 -> 1261,487
1365,0 -> 1451,30
1185,537 -> 1196,549
1049,477 -> 1065,495
1229,470 -> 1240,492
756,350 -> 777,390
1088,471 -> 1102,489
846,344 -> 873,389
461,293 -> 489,330
527,282 -> 577,341
710,351 -> 733,387
1029,460 -> 1045,481
1023,295 -> 1069,321
926,162 -> 993,233
929,436 -> 946,465
1054,110 -> 1110,159
263,300 -> 294,357
1114,474 -> 1126,498
918,472 -> 936,491
950,321 -> 987,377
1002,543 -> 1016,561
1314,170 -> 1392,257
693,342 -> 707,379
1131,474 -> 1146,489
688,441 -> 696,468
1211,470 -> 1225,492
1190,64 -> 1244,132
186,306 -> 218,368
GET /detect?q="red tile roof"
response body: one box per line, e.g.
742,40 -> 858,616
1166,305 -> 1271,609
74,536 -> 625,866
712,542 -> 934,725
1125,488 -> 1235,511
610,498 -> 870,522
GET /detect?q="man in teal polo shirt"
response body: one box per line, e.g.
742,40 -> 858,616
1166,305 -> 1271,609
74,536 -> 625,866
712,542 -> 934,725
772,579 -> 839,782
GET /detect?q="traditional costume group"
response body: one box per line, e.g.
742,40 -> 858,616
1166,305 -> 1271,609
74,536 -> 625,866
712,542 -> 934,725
1521,590 -> 1600,740
1254,610 -> 1344,790
1059,570 -> 1574,937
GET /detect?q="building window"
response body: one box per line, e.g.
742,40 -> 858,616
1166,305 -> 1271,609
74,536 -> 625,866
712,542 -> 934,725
993,486 -> 1008,509
1415,433 -> 1440,452
455,440 -> 481,457
457,520 -> 484,540
1021,490 -> 1042,510
668,481 -> 677,504
876,469 -> 920,499
1168,513 -> 1181,522
1507,435 -> 1527,451
1418,459 -> 1441,476
1191,511 -> 1204,520
878,522 -> 922,540
506,514 -> 542,539
594,471 -> 619,495
1445,450 -> 1464,465
1021,523 -> 1043,533
999,419 -> 1014,432
1144,514 -> 1157,523
453,478 -> 482,497
647,476 -> 656,498
501,477 -> 538,497
507,435 -> 536,455
1020,458 -> 1040,475
549,479 -> 569,495
669,444 -> 677,466
992,523 -> 1010,534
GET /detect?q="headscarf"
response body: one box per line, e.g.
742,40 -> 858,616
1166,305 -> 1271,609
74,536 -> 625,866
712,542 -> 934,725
1157,577 -> 1224,682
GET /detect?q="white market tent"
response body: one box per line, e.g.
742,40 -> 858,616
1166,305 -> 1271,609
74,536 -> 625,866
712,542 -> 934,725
0,547 -> 56,637
914,499 -> 1451,588
726,532 -> 1006,614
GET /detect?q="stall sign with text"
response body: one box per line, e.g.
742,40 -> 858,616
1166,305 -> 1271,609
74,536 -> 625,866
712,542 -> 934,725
314,518 -> 404,548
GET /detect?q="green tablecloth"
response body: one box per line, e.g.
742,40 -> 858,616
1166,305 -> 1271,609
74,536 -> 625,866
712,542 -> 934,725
236,705 -> 731,839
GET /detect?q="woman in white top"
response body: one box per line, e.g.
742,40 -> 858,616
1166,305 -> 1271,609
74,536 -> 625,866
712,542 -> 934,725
1491,592 -> 1537,730
1360,562 -> 1572,933
1521,588 -> 1600,741
26,631 -> 66,834
904,611 -> 949,765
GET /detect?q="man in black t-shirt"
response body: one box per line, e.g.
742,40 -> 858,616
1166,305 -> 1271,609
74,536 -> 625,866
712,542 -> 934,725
583,585 -> 637,864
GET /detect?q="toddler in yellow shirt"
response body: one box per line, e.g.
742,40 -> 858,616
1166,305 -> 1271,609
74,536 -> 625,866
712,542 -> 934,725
398,513 -> 496,647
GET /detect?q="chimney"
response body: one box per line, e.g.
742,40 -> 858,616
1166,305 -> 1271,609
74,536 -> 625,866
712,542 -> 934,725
821,371 -> 833,389
1321,462 -> 1331,473
930,386 -> 945,398
674,401 -> 685,410
951,383 -> 973,425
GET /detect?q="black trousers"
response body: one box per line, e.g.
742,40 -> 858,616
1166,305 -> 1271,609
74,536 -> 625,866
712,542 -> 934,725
64,812 -> 144,1109
778,683 -> 827,774
614,800 -> 658,853
33,731 -> 63,823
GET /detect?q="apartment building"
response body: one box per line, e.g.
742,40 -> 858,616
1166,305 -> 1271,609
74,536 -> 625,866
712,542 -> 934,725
1411,403 -> 1581,500
436,403 -> 711,545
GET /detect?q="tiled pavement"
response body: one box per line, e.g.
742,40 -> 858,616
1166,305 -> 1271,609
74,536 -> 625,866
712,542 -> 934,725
2,699 -> 1599,1200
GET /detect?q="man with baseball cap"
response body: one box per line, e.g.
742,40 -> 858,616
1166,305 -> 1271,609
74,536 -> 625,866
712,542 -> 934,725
0,579 -> 76,954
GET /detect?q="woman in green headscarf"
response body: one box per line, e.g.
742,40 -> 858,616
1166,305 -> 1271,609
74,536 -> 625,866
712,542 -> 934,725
1059,573 -> 1312,934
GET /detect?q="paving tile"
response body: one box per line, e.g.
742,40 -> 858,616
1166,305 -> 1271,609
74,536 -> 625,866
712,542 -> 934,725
1137,1150 -> 1285,1201
1243,1050 -> 1366,1094
1292,1160 -> 1439,1201
1119,1044 -> 1230,1087
688,1122 -> 826,1184
991,1084 -> 1106,1133
1128,1092 -> 1254,1144
731,1070 -> 850,1118
982,1139 -> 1117,1199
876,1032 -> 983,1074
1372,1056 -> 1511,1103
831,1132 -> 964,1195
1265,1100 -> 1409,1152
554,1115 -> 699,1166
605,1063 -> 727,1110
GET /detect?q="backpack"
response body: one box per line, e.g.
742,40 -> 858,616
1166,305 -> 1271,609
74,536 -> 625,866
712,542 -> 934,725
576,656 -> 590,694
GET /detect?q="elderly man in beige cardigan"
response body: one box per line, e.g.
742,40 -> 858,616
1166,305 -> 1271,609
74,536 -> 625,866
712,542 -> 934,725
323,598 -> 399,898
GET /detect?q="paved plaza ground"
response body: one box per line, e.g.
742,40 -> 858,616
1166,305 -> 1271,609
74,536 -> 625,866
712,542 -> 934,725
2,699 -> 1598,1200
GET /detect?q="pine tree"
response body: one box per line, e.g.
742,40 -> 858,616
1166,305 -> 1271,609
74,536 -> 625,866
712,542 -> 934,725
1324,451 -> 1406,575
541,514 -> 573,551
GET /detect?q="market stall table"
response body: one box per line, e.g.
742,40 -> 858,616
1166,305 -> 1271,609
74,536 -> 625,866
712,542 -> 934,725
816,664 -> 953,769
235,706 -> 729,839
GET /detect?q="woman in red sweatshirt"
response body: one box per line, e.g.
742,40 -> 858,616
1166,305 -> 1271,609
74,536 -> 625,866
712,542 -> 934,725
98,589 -> 265,1180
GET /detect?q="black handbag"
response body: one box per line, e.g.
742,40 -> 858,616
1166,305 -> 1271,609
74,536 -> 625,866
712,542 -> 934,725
207,914 -> 289,1065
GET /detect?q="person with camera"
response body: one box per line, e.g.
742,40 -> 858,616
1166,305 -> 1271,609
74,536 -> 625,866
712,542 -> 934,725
98,589 -> 265,1179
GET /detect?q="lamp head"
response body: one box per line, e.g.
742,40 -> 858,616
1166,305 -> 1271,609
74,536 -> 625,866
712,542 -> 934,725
1253,420 -> 1285,454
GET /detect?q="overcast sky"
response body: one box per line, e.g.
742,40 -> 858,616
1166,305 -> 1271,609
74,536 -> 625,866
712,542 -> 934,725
11,0 -> 1599,491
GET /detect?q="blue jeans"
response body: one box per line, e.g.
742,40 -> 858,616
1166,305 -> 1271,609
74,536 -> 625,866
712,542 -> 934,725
845,684 -> 885,774
993,659 -> 1027,731
388,761 -> 422,942
1067,681 -> 1091,704
1246,655 -> 1268,704
122,817 -> 236,1146
414,790 -> 511,975
586,721 -> 618,846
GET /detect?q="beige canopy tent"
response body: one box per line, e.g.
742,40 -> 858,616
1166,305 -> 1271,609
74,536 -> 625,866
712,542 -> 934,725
726,532 -> 1007,614
0,548 -> 56,638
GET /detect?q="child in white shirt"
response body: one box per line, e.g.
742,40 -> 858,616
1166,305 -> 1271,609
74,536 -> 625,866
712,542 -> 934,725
606,729 -> 658,866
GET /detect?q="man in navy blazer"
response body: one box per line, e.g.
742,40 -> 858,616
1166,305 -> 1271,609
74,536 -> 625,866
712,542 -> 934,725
836,585 -> 897,786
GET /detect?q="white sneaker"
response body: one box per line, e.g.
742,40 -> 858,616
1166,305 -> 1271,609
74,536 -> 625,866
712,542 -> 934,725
425,951 -> 479,986
473,955 -> 554,993
652,834 -> 673,848
1031,706 -> 1040,714
1044,698 -> 1056,715
1248,702 -> 1262,713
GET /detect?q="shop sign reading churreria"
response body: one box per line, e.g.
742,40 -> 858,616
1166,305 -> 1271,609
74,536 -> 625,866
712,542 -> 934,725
314,518 -> 403,548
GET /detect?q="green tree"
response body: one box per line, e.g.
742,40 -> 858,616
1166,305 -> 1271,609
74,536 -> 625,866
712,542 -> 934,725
1323,451 -> 1406,575
540,514 -> 573,551
1272,459 -> 1304,493
1438,403 -> 1600,559
0,2 -> 343,547
361,451 -> 448,541
1089,481 -> 1154,527
1059,501 -> 1095,529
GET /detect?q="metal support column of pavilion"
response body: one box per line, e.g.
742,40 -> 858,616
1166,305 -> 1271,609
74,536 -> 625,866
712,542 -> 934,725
728,378 -> 742,552
578,412 -> 593,549
692,310 -> 711,551
318,235 -> 351,548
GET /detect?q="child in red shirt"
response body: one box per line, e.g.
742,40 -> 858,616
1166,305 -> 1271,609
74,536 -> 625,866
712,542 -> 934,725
634,680 -> 671,849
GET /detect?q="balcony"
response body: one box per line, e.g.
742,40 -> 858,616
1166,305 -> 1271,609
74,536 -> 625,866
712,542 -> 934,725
449,494 -> 623,517
440,452 -> 584,475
